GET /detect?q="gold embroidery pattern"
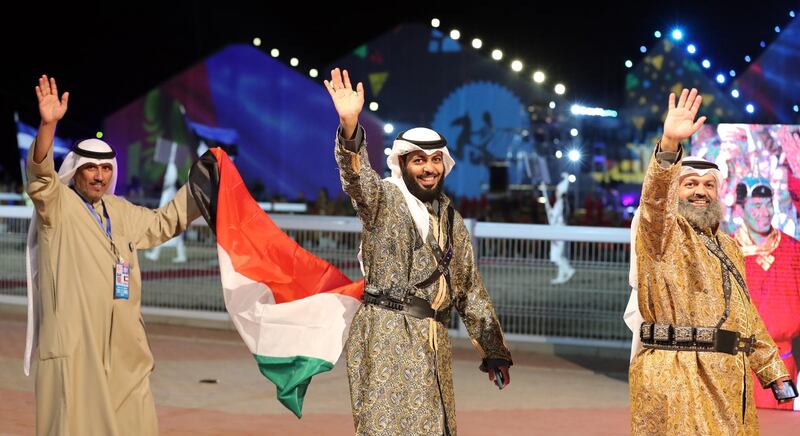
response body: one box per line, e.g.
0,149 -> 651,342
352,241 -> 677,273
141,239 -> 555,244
336,139 -> 511,435
630,156 -> 788,435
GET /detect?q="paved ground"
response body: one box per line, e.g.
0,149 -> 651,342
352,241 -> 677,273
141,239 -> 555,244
1,309 -> 798,435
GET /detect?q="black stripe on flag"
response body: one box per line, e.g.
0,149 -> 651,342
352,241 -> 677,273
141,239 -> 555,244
188,149 -> 221,234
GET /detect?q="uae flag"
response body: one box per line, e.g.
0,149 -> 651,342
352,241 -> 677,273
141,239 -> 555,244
188,148 -> 364,417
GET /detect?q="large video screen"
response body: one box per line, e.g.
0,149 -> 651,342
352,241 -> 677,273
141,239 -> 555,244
692,123 -> 800,410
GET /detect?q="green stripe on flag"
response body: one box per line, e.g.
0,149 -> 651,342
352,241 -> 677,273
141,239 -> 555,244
253,354 -> 334,418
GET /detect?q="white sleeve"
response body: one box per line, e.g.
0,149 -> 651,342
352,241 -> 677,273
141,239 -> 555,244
623,287 -> 644,363
624,209 -> 643,363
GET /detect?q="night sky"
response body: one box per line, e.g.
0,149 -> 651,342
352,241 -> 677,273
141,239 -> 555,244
0,0 -> 794,181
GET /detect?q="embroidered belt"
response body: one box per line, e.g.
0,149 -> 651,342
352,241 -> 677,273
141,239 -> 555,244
640,322 -> 755,355
362,292 -> 449,323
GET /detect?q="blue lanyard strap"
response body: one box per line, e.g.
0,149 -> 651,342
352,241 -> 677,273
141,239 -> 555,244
72,188 -> 112,240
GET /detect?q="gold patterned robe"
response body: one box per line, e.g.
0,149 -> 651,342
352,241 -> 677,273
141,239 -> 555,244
335,127 -> 512,435
629,148 -> 788,435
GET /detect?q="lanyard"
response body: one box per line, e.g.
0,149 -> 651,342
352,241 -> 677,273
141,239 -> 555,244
72,187 -> 112,241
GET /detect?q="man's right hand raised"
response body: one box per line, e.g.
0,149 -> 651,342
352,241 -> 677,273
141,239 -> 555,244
323,68 -> 363,139
661,88 -> 706,153
33,75 -> 69,164
36,75 -> 69,126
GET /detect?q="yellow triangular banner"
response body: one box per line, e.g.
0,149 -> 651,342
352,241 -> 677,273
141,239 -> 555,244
369,72 -> 389,97
651,55 -> 664,71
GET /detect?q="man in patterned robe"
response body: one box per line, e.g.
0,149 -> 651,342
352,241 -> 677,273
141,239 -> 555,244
629,88 -> 790,435
325,68 -> 512,435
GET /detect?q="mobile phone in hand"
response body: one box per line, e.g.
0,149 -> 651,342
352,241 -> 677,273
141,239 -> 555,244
771,380 -> 798,401
493,368 -> 505,390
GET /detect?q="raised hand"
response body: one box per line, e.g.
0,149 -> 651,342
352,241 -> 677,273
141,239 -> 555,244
323,68 -> 363,138
662,88 -> 706,152
35,75 -> 69,125
777,125 -> 800,174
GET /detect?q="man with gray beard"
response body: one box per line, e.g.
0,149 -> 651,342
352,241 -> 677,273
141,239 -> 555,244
628,88 -> 790,435
675,165 -> 724,230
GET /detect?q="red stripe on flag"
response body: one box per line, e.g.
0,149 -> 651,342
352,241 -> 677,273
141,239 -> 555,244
210,148 -> 364,303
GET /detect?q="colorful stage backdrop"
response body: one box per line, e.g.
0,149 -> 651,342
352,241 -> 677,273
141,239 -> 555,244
692,123 -> 800,410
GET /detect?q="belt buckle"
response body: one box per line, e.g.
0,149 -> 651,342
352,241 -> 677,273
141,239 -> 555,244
674,326 -> 693,343
714,329 -> 740,355
737,335 -> 755,355
653,323 -> 671,342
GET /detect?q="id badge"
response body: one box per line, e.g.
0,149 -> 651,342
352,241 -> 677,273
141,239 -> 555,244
114,259 -> 130,299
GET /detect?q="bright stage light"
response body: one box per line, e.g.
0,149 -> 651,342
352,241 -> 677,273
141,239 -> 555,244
568,149 -> 581,162
570,104 -> 618,117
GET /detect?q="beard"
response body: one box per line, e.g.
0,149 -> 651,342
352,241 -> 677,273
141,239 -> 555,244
401,167 -> 444,203
677,196 -> 723,230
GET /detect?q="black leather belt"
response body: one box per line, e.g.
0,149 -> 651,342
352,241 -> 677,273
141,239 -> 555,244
640,322 -> 755,355
362,293 -> 449,323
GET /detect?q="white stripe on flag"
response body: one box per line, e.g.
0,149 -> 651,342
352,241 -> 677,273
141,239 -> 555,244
217,245 -> 362,363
